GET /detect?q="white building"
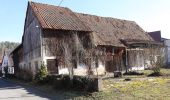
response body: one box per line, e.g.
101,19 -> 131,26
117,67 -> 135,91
1,50 -> 14,74
148,31 -> 170,66
162,39 -> 170,65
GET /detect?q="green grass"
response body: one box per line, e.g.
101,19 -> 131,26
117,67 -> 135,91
69,68 -> 170,100
101,77 -> 170,100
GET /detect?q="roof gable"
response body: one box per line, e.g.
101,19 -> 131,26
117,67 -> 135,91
30,2 -> 91,31
148,31 -> 162,42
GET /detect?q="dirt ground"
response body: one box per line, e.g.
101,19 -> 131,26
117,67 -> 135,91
5,68 -> 170,100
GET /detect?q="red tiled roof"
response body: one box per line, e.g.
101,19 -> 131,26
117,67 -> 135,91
30,2 -> 91,31
29,2 -> 153,47
76,13 -> 153,46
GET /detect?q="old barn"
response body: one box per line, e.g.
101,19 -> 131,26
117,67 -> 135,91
11,2 -> 163,79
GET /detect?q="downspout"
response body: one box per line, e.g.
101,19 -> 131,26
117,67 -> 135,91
40,29 -> 44,63
125,48 -> 128,73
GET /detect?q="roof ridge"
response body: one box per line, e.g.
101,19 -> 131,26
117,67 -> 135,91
75,12 -> 135,23
30,1 -> 135,23
29,2 -> 49,28
30,1 -> 70,11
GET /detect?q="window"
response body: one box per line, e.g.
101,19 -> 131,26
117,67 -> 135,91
47,59 -> 58,74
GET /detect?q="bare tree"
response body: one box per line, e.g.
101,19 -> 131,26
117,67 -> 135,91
45,31 -> 97,81
144,43 -> 166,74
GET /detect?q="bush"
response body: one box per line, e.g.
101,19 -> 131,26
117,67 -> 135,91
148,57 -> 164,77
73,75 -> 89,90
43,75 -> 57,84
53,75 -> 70,89
34,62 -> 48,83
73,76 -> 100,92
46,75 -> 101,92
123,71 -> 144,76
151,56 -> 164,75
148,72 -> 162,77
152,67 -> 160,74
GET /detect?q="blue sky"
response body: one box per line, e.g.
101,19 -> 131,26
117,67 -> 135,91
0,0 -> 170,42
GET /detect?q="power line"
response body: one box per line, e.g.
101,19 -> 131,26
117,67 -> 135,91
58,0 -> 64,6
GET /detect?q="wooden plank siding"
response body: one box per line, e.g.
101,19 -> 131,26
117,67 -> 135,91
11,45 -> 23,78
23,4 -> 41,63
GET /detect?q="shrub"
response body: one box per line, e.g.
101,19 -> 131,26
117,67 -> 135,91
148,57 -> 164,77
43,75 -> 57,84
73,75 -> 89,90
123,71 -> 144,76
51,75 -> 101,92
73,76 -> 100,92
152,67 -> 160,74
151,56 -> 164,75
53,75 -> 70,89
34,62 -> 48,83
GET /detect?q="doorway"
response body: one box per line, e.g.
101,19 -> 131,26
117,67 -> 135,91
47,59 -> 58,74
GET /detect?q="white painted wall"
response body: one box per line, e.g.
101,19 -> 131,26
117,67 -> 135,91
1,53 -> 14,74
130,66 -> 145,71
1,55 -> 9,67
58,61 -> 105,76
1,55 -> 13,67
164,39 -> 170,64
42,42 -> 106,76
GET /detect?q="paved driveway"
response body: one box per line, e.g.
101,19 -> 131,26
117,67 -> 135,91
0,78 -> 57,100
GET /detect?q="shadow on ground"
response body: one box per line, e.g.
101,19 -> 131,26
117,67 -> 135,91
0,77 -> 61,100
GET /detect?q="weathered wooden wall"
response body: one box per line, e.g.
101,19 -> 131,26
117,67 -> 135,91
16,3 -> 43,79
11,45 -> 23,77
23,4 -> 41,63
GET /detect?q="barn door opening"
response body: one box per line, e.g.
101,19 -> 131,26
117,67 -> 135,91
47,59 -> 58,74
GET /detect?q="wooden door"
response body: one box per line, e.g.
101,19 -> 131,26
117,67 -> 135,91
47,59 -> 58,74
